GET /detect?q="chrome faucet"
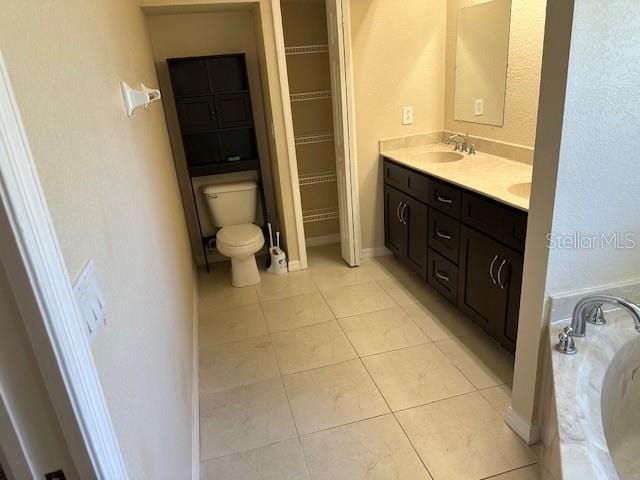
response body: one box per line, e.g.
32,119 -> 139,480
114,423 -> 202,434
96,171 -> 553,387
555,295 -> 640,354
445,133 -> 475,154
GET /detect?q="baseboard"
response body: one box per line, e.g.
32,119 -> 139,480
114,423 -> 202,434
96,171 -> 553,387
191,264 -> 200,480
505,406 -> 541,445
288,259 -> 303,272
361,246 -> 393,259
305,234 -> 340,248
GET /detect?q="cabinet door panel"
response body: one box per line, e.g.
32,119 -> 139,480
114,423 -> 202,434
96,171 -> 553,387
383,160 -> 407,191
404,196 -> 428,278
428,208 -> 460,264
384,185 -> 406,258
427,249 -> 459,304
176,98 -> 217,132
169,59 -> 211,96
214,93 -> 253,129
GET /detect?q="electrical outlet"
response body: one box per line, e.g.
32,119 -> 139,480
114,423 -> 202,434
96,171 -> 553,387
474,98 -> 484,116
402,106 -> 414,125
74,260 -> 106,343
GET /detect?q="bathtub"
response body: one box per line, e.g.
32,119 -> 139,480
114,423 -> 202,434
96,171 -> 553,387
549,309 -> 640,479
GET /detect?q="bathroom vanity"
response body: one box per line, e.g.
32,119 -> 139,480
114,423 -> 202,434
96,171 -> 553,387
381,144 -> 531,353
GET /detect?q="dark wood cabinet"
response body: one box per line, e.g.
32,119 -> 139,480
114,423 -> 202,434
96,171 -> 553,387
168,54 -> 258,177
383,157 -> 526,353
383,185 -> 428,278
458,226 -> 523,352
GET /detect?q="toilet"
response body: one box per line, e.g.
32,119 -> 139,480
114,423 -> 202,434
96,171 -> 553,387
202,181 -> 265,287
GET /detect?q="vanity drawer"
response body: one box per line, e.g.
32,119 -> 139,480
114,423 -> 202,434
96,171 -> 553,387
429,178 -> 462,219
383,159 -> 407,191
428,208 -> 460,264
427,249 -> 458,304
461,192 -> 528,252
405,169 -> 429,203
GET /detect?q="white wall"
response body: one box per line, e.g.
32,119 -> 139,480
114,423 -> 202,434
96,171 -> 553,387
0,1 -> 195,477
0,262 -> 78,479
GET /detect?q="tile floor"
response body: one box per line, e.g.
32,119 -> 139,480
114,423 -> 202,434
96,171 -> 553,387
198,244 -> 539,480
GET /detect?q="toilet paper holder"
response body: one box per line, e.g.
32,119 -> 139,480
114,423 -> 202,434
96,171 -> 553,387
121,81 -> 161,117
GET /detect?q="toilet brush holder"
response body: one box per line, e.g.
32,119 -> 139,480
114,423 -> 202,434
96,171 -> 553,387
267,248 -> 287,275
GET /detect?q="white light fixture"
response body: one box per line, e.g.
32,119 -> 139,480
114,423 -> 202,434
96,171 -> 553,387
120,81 -> 161,117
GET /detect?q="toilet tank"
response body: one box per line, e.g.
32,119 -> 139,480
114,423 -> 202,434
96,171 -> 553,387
201,181 -> 259,227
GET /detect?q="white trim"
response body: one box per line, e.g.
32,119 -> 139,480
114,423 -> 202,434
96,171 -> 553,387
361,247 -> 393,259
271,0 -> 308,271
287,259 -> 303,272
0,52 -> 128,479
0,389 -> 34,479
305,234 -> 341,248
191,266 -> 199,480
505,406 -> 542,445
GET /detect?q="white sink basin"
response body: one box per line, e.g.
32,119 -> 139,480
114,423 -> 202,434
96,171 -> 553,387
415,151 -> 464,163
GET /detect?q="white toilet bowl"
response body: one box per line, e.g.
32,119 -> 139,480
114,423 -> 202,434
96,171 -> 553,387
216,224 -> 265,287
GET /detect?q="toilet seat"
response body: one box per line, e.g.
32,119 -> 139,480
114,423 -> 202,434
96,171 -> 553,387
217,224 -> 263,247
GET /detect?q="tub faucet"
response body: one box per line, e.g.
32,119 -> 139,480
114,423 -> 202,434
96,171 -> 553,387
556,295 -> 640,354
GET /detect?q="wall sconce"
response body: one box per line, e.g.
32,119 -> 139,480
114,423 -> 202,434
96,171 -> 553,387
121,81 -> 161,117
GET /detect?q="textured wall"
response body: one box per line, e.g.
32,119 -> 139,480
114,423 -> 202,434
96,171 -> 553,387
350,0 -> 447,250
545,0 -> 640,294
445,0 -> 546,147
0,0 -> 195,477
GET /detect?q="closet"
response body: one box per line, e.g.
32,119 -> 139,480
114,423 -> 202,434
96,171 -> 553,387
281,1 -> 341,246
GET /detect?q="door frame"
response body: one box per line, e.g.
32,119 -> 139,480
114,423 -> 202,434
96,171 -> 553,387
272,0 -> 361,269
0,52 -> 128,479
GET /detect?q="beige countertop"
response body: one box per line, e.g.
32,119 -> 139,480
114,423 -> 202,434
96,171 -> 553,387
380,143 -> 533,212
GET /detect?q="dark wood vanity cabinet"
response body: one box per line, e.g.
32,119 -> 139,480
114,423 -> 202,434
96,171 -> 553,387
383,158 -> 527,353
384,185 -> 428,279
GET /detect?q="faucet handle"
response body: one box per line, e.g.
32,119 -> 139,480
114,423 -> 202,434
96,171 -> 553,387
585,303 -> 606,326
555,326 -> 577,355
468,144 -> 476,155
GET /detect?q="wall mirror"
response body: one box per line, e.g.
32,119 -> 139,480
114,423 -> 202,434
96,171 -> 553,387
454,0 -> 512,127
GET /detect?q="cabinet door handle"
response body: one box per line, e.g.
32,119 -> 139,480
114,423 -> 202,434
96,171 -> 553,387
435,271 -> 450,283
396,202 -> 402,223
436,230 -> 452,241
400,203 -> 408,225
489,255 -> 499,284
497,259 -> 508,290
436,194 -> 453,204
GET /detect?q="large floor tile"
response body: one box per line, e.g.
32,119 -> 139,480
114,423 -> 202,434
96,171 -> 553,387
200,378 -> 297,460
306,244 -> 343,266
376,274 -> 442,307
272,321 -> 357,375
339,307 -> 429,356
396,392 -> 536,480
435,335 -> 514,389
199,303 -> 268,347
359,255 -> 415,279
261,292 -> 335,333
283,359 -> 389,434
362,343 -> 474,411
199,336 -> 280,394
480,383 -> 513,415
486,465 -> 540,479
402,301 -> 482,341
257,270 -> 318,301
199,282 -> 258,314
321,282 -> 396,318
200,438 -> 310,480
309,262 -> 374,290
301,414 -> 431,480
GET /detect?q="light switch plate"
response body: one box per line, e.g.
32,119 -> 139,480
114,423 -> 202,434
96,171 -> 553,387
474,98 -> 484,116
73,260 -> 106,343
402,106 -> 414,125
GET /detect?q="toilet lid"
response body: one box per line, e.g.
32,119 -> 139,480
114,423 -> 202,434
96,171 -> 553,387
217,224 -> 264,247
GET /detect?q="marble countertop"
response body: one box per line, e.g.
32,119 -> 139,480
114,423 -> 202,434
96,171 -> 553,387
549,312 -> 639,480
380,143 -> 533,211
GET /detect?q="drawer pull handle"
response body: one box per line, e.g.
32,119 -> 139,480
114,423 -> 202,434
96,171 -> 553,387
435,271 -> 451,283
436,194 -> 453,204
489,255 -> 499,284
436,230 -> 452,241
396,202 -> 403,223
497,259 -> 507,290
